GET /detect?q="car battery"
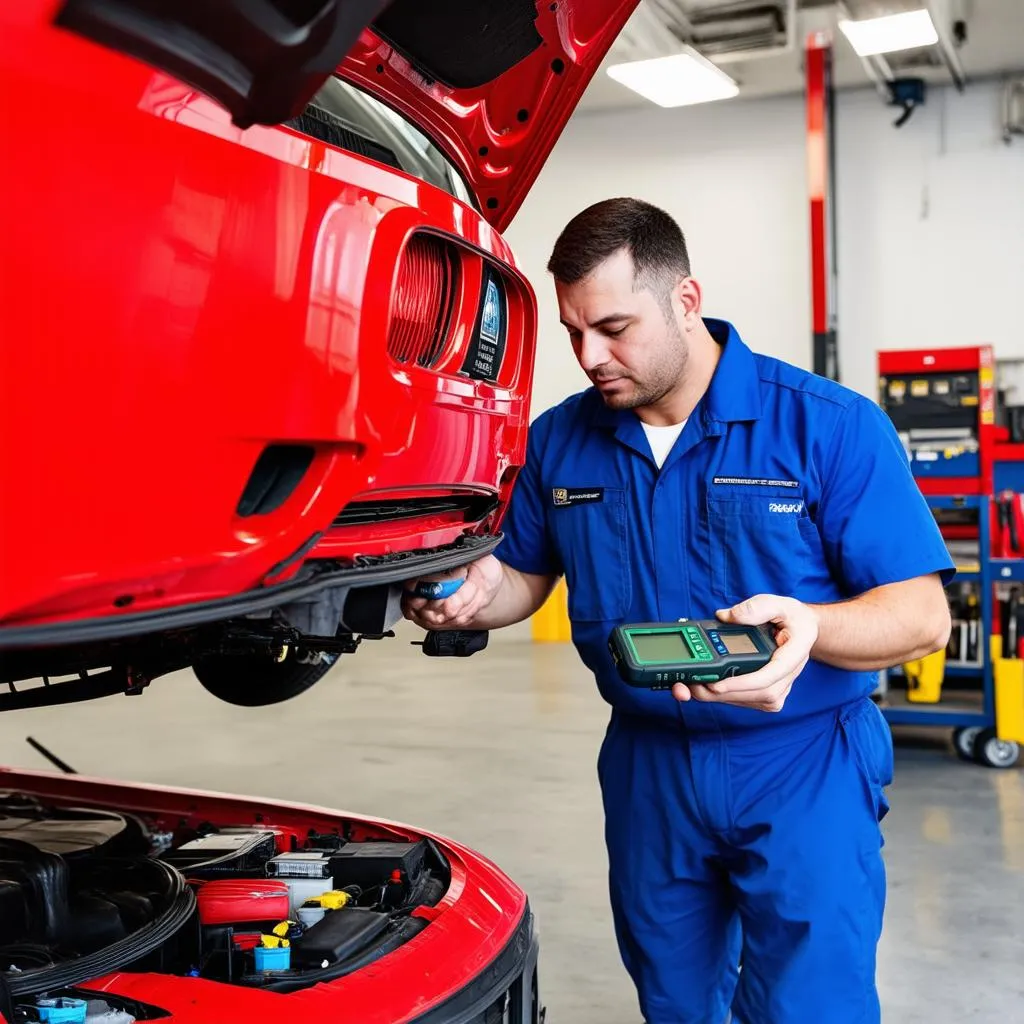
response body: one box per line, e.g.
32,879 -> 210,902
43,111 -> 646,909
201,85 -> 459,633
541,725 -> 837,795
329,841 -> 427,892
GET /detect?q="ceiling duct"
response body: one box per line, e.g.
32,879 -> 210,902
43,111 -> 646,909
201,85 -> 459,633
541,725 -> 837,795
642,0 -> 797,63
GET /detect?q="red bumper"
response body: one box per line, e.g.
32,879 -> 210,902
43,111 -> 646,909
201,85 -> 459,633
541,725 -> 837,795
0,3 -> 534,632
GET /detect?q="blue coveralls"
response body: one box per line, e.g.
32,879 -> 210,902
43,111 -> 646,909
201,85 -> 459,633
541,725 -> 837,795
495,320 -> 954,1024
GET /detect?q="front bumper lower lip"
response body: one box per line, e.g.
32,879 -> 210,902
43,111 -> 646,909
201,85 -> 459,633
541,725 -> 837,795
0,534 -> 501,651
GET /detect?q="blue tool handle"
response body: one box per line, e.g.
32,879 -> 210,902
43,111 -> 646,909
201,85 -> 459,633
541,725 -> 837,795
411,578 -> 465,600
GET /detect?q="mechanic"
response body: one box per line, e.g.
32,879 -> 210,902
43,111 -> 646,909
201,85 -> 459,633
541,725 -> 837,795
403,198 -> 953,1024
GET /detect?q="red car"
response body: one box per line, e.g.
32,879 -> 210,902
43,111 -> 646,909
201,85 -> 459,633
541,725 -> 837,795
0,2 -> 640,1020
0,0 -> 637,709
0,763 -> 540,1024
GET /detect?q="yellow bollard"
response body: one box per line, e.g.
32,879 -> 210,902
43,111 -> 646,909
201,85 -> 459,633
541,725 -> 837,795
531,577 -> 572,643
904,648 -> 946,704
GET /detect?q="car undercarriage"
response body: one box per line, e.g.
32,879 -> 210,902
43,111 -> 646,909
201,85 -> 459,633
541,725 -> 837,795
0,536 -> 496,710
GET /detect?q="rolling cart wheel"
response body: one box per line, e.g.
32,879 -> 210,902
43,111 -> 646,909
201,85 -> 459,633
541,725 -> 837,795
972,728 -> 1021,769
952,726 -> 983,762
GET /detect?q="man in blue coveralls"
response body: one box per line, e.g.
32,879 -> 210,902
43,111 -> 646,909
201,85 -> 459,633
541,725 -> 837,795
403,198 -> 954,1023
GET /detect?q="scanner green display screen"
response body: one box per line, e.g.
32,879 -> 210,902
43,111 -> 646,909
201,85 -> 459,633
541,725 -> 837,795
630,631 -> 696,663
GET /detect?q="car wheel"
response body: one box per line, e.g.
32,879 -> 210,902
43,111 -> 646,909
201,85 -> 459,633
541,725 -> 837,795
192,648 -> 339,707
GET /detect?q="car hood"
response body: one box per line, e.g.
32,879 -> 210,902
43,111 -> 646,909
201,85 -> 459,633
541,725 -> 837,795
53,0 -> 638,231
338,0 -> 639,230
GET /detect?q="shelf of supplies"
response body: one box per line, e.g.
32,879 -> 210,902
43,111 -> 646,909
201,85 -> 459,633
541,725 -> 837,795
990,560 -> 1024,582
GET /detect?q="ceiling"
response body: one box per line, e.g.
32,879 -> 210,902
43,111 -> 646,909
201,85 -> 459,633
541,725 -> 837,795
577,0 -> 1024,113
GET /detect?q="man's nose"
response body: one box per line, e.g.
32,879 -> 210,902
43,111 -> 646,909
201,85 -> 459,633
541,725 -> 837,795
577,333 -> 610,372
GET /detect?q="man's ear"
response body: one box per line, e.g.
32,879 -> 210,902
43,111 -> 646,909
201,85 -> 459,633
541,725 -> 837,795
676,275 -> 703,327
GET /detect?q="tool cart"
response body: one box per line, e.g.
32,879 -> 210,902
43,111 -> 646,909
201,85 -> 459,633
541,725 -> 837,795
876,345 -> 1024,768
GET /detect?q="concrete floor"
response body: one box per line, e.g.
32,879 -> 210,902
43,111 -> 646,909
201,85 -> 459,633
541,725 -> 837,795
2,625 -> 1023,1021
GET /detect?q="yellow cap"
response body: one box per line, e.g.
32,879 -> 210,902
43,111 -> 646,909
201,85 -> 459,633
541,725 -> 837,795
319,891 -> 352,910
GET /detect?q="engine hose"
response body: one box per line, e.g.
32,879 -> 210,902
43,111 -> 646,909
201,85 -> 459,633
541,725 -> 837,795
3,859 -> 196,999
263,916 -> 429,994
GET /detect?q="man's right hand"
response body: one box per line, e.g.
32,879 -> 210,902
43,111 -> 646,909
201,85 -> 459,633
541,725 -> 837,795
402,555 -> 505,630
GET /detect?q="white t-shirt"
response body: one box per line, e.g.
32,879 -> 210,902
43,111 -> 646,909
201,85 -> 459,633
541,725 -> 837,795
641,420 -> 687,469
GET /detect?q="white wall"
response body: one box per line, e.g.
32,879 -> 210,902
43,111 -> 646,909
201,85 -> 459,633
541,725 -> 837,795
506,79 -> 1024,416
836,83 -> 1024,397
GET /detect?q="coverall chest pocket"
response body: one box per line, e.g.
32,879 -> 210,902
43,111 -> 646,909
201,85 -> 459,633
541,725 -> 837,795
707,491 -> 817,605
549,489 -> 631,621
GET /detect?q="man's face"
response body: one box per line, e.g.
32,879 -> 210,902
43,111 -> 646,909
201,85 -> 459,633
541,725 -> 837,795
556,248 -> 688,412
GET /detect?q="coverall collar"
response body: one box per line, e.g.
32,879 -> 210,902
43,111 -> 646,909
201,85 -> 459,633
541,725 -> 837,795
588,317 -> 763,454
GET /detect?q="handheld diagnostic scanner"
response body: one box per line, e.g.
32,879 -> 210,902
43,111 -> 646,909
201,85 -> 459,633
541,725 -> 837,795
608,621 -> 778,689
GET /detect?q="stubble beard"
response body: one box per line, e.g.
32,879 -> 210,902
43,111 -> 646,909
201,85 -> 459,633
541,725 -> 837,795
600,319 -> 688,411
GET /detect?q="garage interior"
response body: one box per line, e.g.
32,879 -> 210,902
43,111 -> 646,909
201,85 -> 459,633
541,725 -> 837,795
3,1 -> 1024,1022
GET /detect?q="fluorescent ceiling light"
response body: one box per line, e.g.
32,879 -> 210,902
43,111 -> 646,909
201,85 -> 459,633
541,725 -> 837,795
606,48 -> 739,108
838,8 -> 938,57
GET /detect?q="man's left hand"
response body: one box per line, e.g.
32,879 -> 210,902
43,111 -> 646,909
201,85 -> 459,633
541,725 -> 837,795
671,594 -> 820,712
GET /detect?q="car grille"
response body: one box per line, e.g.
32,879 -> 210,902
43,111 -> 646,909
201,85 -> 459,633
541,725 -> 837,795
387,234 -> 459,370
333,495 -> 497,528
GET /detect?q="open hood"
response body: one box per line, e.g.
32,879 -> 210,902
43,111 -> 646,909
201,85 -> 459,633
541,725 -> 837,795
55,0 -> 639,230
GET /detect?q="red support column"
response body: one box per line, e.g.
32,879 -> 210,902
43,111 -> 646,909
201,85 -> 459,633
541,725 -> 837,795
806,31 -> 839,381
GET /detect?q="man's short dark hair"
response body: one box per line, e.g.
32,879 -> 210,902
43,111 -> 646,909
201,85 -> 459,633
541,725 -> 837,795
546,198 -> 691,306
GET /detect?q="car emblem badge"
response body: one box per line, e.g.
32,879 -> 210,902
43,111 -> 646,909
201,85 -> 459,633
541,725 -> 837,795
481,277 -> 502,342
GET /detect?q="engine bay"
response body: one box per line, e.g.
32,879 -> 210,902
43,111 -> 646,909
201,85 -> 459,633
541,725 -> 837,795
0,793 -> 450,1022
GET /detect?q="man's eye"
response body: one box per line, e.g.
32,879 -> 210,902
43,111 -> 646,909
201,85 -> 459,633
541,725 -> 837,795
606,326 -> 627,338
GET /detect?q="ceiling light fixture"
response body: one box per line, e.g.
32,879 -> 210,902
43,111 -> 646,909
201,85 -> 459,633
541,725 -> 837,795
838,8 -> 939,57
606,46 -> 739,108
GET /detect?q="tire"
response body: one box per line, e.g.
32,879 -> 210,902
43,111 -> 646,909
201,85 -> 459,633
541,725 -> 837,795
972,727 -> 1021,769
193,648 -> 339,707
952,725 -> 983,762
